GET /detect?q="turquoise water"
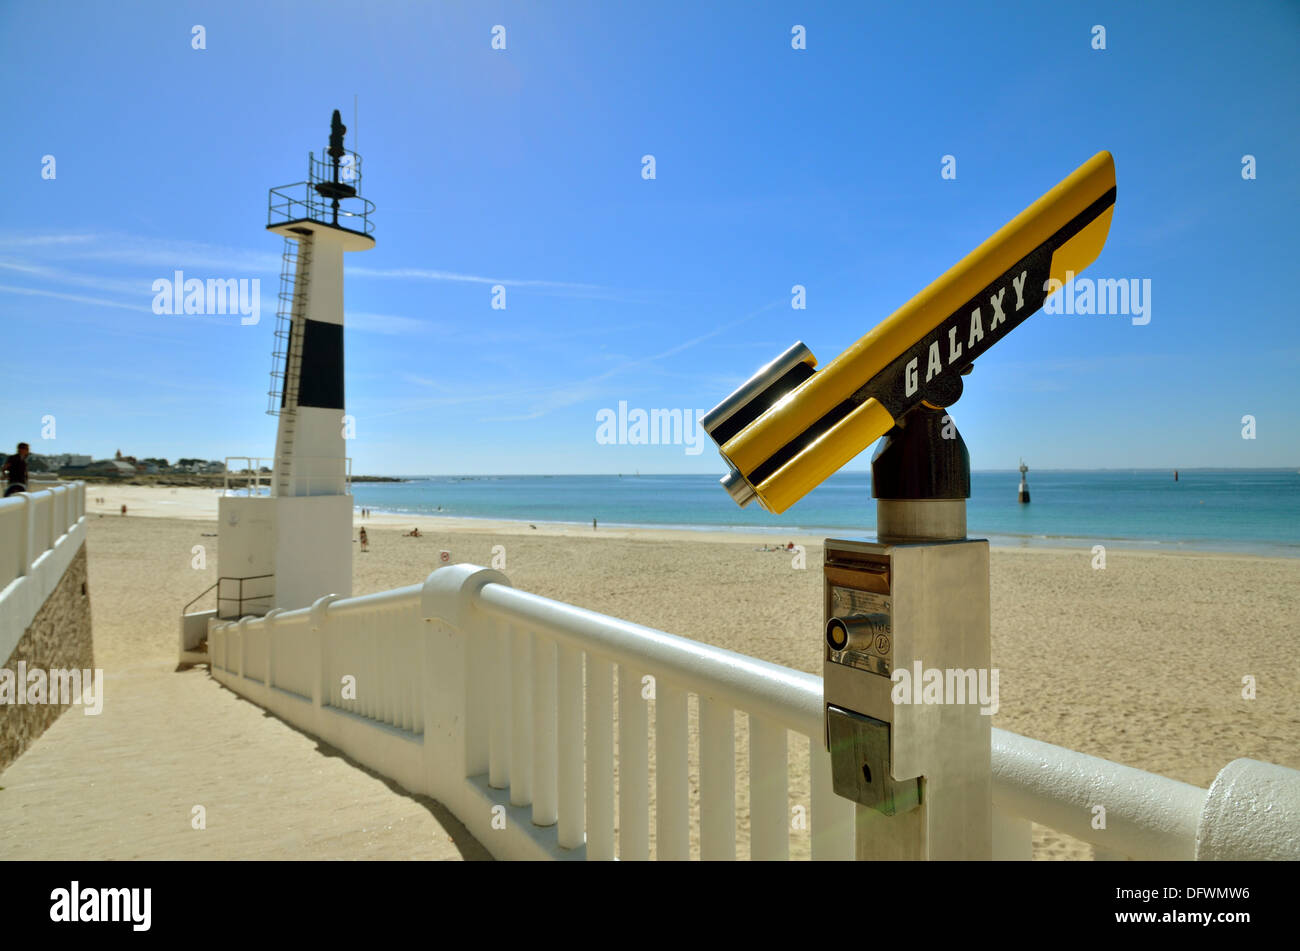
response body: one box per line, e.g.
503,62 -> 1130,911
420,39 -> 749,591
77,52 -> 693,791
350,470 -> 1300,557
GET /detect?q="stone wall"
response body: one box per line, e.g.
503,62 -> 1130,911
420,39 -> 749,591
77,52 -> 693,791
0,544 -> 94,771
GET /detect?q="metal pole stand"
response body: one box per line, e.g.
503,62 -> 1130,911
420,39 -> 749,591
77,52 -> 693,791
823,405 -> 992,859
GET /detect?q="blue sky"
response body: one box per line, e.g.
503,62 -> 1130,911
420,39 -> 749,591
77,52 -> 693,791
2,0 -> 1297,474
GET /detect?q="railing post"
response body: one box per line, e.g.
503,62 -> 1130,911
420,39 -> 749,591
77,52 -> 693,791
811,742 -> 854,860
991,810 -> 1033,860
489,621 -> 511,790
237,616 -> 249,680
12,492 -> 31,579
265,608 -> 285,690
586,655 -> 615,860
310,594 -> 340,719
46,489 -> 53,549
556,643 -> 584,849
618,665 -> 649,861
532,634 -> 558,827
699,697 -> 736,860
510,626 -> 533,808
749,714 -> 788,860
655,683 -> 689,860
419,565 -> 511,792
21,491 -> 37,572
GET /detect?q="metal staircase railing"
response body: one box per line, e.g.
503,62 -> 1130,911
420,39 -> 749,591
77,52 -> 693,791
182,574 -> 276,622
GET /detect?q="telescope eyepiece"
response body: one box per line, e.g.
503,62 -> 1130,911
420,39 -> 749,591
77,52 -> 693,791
720,466 -> 757,507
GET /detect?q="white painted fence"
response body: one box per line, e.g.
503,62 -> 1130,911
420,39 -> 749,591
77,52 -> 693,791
206,563 -> 1300,861
0,482 -> 87,664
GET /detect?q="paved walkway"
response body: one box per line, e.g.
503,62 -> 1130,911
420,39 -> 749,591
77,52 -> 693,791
0,658 -> 489,860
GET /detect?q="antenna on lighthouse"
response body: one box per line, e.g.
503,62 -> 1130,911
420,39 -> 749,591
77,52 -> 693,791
315,110 -> 355,227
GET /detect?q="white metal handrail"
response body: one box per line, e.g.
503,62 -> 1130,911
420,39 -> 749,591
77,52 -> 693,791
205,563 -> 1300,861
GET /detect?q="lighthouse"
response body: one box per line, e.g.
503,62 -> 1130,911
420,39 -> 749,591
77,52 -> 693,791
215,110 -> 374,616
1017,459 -> 1030,504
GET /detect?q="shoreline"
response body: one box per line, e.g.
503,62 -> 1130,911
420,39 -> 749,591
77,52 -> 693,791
78,485 -> 1299,560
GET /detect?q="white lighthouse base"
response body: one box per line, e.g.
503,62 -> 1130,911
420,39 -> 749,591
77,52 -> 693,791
273,495 -> 353,611
217,494 -> 352,616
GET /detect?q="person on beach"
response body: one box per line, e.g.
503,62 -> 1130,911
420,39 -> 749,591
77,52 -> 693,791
121,504 -> 128,516
405,527 -> 421,537
2,442 -> 29,496
359,527 -> 369,552
593,517 -> 597,531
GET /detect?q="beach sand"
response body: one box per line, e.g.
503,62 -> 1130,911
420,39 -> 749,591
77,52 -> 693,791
4,485 -> 1298,860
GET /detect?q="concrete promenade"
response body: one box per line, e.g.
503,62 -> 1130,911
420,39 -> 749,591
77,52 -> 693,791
0,516 -> 488,861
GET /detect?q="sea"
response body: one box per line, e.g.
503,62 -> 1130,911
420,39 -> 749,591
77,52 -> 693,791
348,469 -> 1300,558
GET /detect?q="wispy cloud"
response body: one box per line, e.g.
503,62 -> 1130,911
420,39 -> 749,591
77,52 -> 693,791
0,283 -> 152,313
0,231 -> 281,273
346,311 -> 442,335
0,259 -> 155,297
347,264 -> 644,303
348,265 -> 602,290
0,233 -> 101,248
374,293 -> 788,423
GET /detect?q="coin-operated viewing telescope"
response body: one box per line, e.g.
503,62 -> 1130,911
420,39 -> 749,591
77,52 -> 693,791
702,151 -> 1115,516
703,152 -> 1117,860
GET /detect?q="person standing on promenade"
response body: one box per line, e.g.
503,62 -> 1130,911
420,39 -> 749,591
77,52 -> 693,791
2,442 -> 29,497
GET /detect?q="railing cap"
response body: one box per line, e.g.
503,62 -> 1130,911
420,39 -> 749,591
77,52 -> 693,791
420,564 -> 511,630
309,593 -> 341,630
1196,758 -> 1300,860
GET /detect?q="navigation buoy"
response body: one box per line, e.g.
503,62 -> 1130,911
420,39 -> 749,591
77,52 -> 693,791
1017,459 -> 1030,504
1174,470 -> 1179,482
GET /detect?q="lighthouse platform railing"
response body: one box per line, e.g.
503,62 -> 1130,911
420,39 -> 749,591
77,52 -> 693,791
223,456 -> 352,497
205,563 -> 1300,861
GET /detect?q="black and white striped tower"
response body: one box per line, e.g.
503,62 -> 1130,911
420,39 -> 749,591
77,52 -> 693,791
1017,459 -> 1030,504
260,109 -> 375,610
267,110 -> 374,499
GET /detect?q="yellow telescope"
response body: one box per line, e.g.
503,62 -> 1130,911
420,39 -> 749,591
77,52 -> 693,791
702,151 -> 1117,514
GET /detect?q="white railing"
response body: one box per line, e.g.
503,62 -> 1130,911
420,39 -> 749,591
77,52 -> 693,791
223,455 -> 352,497
206,564 -> 1300,861
1,482 -> 87,664
224,457 -> 274,496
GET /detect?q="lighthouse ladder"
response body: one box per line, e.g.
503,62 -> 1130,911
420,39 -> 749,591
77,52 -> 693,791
267,234 -> 313,496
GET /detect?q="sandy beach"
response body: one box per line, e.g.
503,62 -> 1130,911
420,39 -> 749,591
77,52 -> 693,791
4,485 -> 1298,860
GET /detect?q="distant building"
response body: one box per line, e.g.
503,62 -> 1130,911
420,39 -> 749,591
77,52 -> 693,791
83,459 -> 136,476
44,453 -> 92,468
